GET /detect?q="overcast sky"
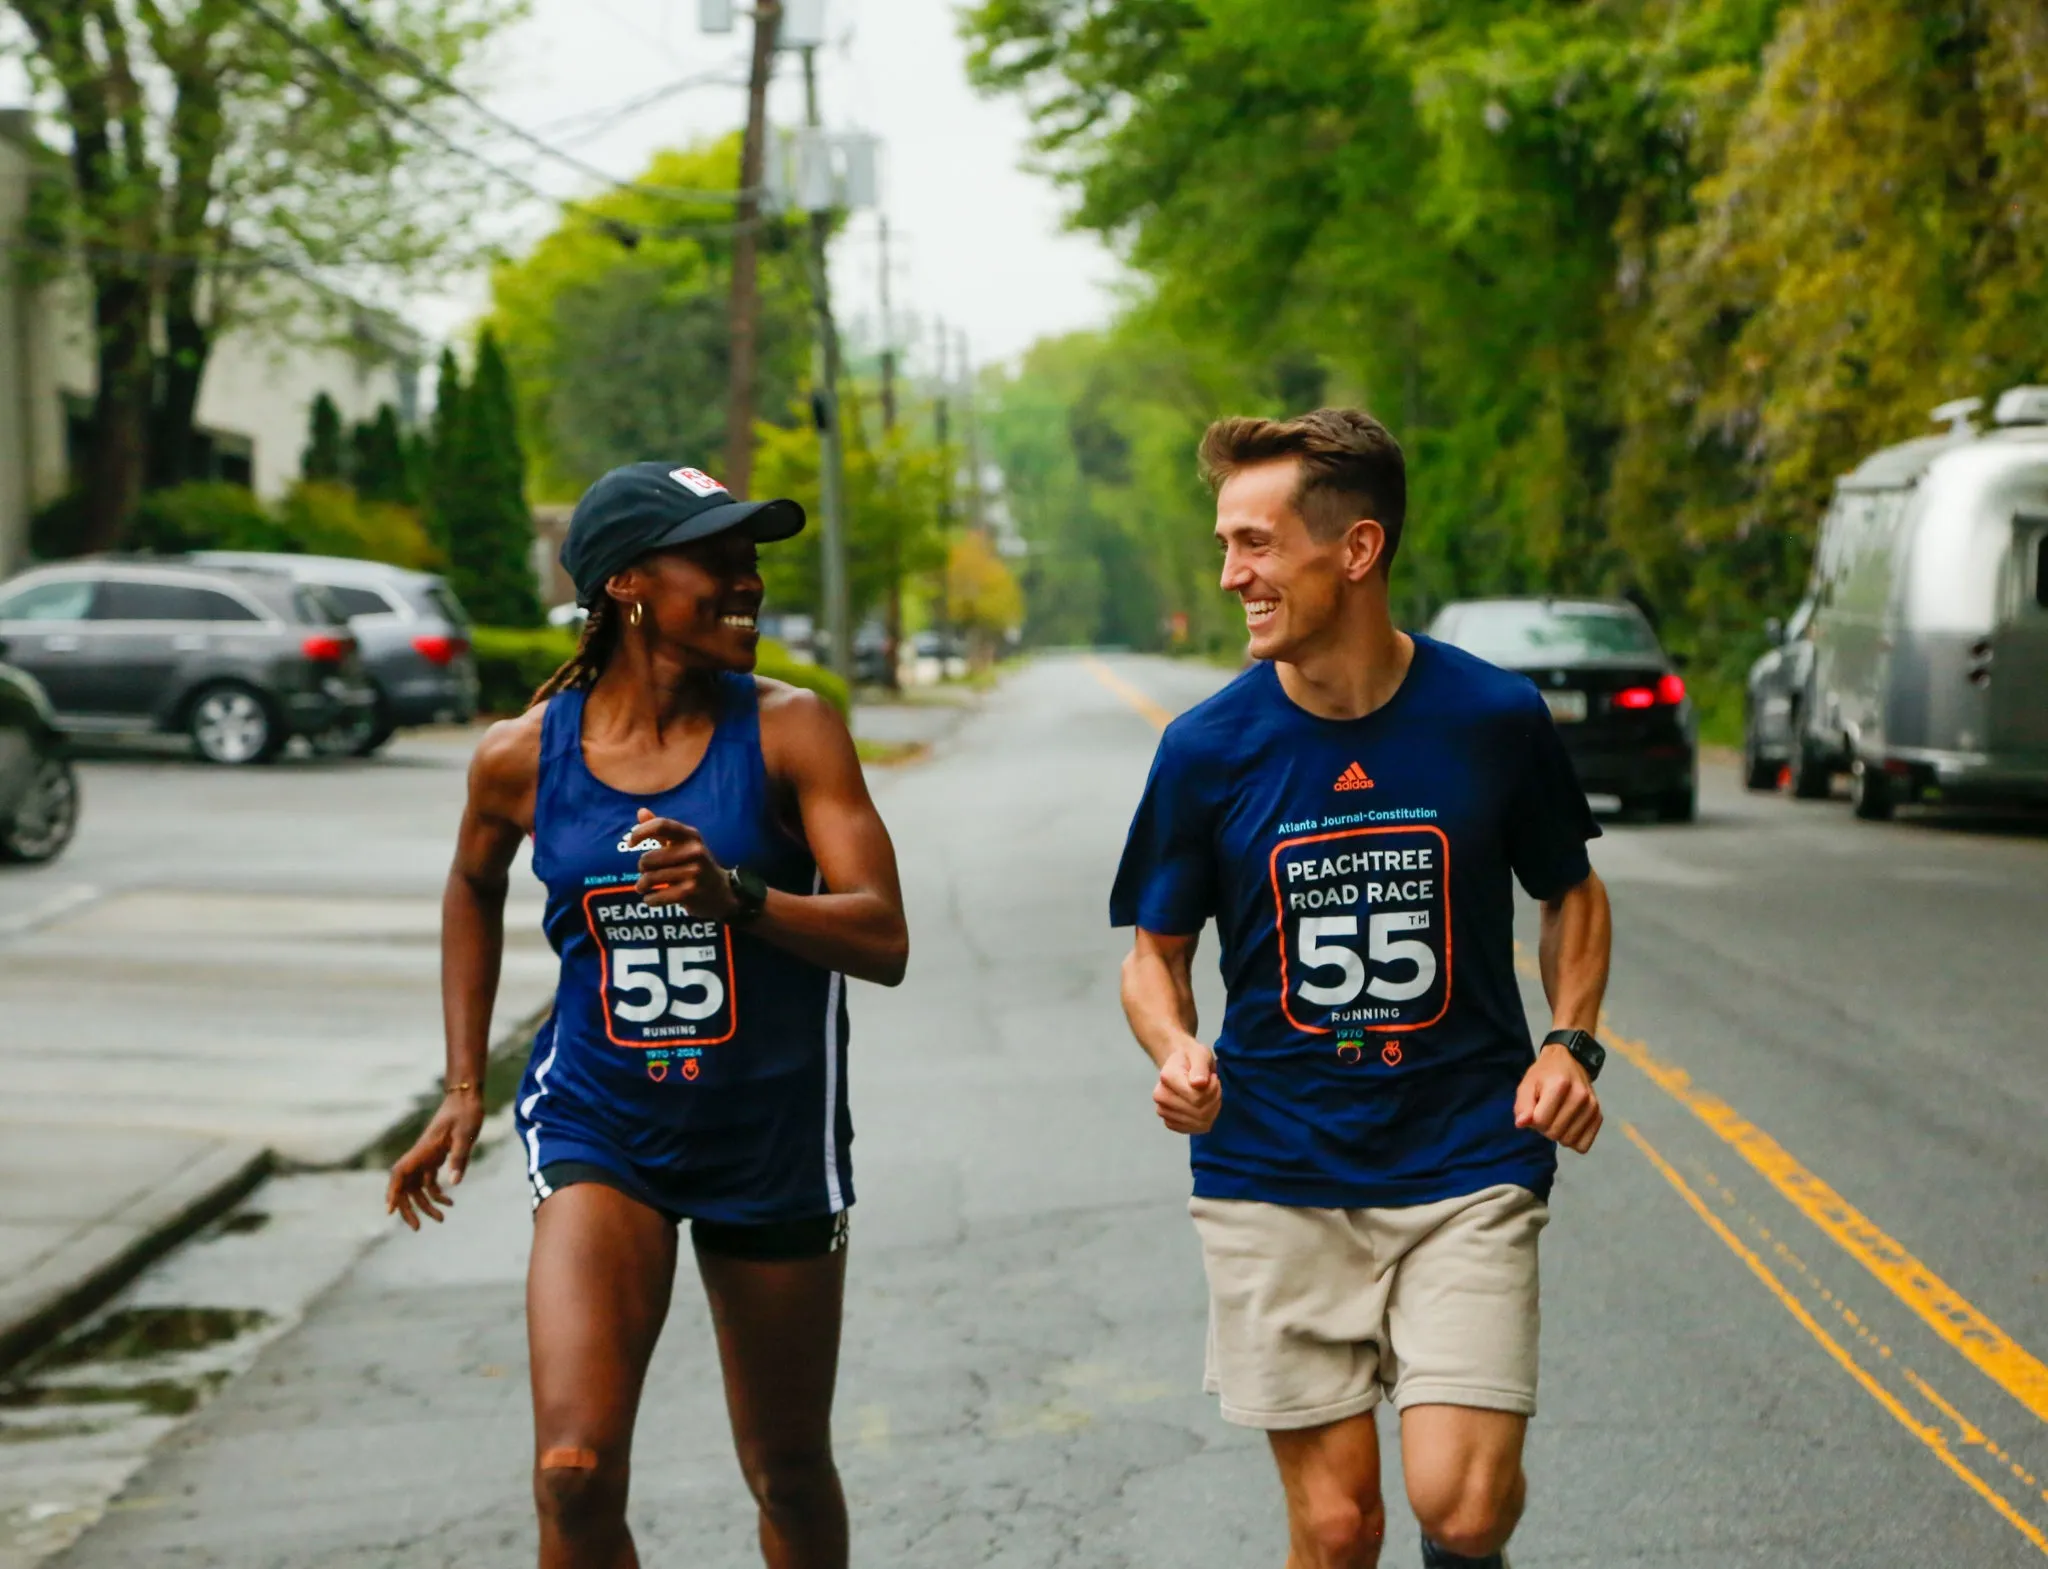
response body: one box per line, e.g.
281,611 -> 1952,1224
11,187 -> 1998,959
424,0 -> 1121,373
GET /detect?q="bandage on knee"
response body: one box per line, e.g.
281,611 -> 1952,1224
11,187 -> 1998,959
540,1446 -> 599,1471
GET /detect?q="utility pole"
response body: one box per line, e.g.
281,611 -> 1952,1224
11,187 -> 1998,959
932,319 -> 951,483
932,322 -> 953,638
956,325 -> 986,534
877,216 -> 897,432
722,0 -> 780,495
801,46 -> 854,682
876,217 -> 902,688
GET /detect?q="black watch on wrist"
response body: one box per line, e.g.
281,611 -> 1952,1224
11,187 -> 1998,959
725,864 -> 769,924
1543,1028 -> 1606,1082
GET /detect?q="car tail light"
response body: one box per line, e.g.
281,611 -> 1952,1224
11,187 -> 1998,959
302,633 -> 352,663
412,633 -> 467,666
1615,675 -> 1686,710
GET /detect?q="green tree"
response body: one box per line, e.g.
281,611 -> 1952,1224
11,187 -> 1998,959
750,387 -> 951,635
963,0 -> 2048,716
441,329 -> 540,627
301,391 -> 345,482
350,404 -> 414,505
5,0 -> 517,551
488,140 -> 809,500
1610,0 -> 2048,674
422,347 -> 466,560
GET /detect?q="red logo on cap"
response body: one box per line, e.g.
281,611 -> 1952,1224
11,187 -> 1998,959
669,467 -> 727,498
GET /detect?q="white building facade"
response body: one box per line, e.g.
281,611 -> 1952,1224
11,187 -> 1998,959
0,114 -> 421,577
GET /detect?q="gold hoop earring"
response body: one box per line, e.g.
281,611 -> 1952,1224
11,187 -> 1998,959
628,601 -> 643,628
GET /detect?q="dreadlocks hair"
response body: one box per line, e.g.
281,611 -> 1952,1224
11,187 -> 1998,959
529,596 -> 621,708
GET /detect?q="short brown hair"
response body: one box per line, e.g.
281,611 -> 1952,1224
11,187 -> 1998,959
1199,408 -> 1407,565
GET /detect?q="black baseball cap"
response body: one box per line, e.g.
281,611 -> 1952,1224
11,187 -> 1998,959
560,461 -> 806,605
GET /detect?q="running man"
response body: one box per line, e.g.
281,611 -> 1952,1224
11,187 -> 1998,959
387,462 -> 908,1569
1112,410 -> 1611,1569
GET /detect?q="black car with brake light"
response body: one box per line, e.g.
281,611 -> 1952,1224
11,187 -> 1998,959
1428,597 -> 1699,822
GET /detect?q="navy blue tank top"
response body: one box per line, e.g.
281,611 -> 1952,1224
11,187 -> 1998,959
513,676 -> 852,1223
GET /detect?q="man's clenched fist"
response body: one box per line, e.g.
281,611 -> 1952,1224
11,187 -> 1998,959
1155,1039 -> 1223,1135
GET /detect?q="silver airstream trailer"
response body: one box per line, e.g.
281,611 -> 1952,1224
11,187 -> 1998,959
1798,386 -> 2048,819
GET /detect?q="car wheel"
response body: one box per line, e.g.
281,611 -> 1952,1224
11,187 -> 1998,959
188,683 -> 280,765
1742,719 -> 1779,791
353,713 -> 398,757
311,697 -> 390,760
1656,784 -> 1698,823
0,754 -> 80,863
1790,725 -> 1832,800
1849,759 -> 1895,821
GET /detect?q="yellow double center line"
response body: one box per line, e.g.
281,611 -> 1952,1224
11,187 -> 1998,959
1608,1027 -> 2048,1427
1624,1124 -> 2048,1554
1088,655 -> 2048,1544
1083,657 -> 1174,731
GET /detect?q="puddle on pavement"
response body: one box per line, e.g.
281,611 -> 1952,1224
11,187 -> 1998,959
0,1170 -> 388,1563
0,1307 -> 272,1440
36,1306 -> 269,1367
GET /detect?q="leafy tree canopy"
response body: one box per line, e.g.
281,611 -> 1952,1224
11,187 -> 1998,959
3,0 -> 520,548
962,0 -> 2048,712
488,137 -> 809,501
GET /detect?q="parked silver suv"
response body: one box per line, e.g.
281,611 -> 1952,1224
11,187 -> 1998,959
191,553 -> 478,755
0,559 -> 375,764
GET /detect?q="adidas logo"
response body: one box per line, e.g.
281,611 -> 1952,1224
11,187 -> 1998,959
1333,762 -> 1375,792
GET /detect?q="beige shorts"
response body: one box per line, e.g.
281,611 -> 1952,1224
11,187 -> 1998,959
1189,1183 -> 1547,1430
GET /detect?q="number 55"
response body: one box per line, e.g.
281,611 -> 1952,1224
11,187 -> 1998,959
613,947 -> 668,1022
1295,913 -> 1437,1006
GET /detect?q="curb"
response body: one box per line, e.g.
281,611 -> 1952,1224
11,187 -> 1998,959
0,1001 -> 551,1380
344,1002 -> 553,1173
0,1142 -> 270,1376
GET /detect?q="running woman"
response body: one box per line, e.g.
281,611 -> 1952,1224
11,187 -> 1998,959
1112,411 -> 1611,1569
386,461 -> 908,1569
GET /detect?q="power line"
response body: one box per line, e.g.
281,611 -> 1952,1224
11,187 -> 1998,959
229,0 -> 563,207
228,0 -> 766,253
536,70 -> 749,149
4,228 -> 417,278
309,0 -> 758,205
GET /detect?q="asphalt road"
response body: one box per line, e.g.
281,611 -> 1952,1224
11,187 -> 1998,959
0,730 -> 556,1168
34,654 -> 2048,1568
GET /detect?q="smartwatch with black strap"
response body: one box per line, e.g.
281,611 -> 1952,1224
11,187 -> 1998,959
724,864 -> 769,924
1542,1027 -> 1605,1082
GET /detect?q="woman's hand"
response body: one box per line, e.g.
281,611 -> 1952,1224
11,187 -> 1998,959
628,808 -> 738,917
386,1089 -> 486,1230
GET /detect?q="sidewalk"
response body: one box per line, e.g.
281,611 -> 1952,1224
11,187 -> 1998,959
0,694 -> 973,1377
0,734 -> 555,1374
0,881 -> 555,1372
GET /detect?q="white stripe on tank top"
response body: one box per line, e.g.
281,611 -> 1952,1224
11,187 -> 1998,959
522,1033 -> 559,1202
812,867 -> 846,1214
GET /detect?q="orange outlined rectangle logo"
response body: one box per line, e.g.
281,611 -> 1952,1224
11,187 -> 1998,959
583,885 -> 738,1049
1269,824 -> 1451,1037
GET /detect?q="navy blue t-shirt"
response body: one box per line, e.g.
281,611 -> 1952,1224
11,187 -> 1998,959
1109,636 -> 1599,1208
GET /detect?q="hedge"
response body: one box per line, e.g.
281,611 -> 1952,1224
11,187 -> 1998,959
468,627 -> 850,718
34,480 -> 437,566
